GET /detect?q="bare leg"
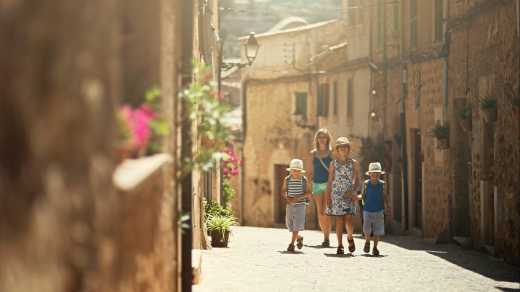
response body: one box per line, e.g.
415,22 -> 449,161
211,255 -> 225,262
374,235 -> 380,248
345,215 -> 354,241
314,194 -> 331,241
291,231 -> 299,244
335,217 -> 344,247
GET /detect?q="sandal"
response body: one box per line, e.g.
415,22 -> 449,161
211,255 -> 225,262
321,239 -> 330,248
336,245 -> 344,255
372,247 -> 380,256
296,236 -> 304,249
348,238 -> 356,253
287,243 -> 295,252
363,241 -> 370,253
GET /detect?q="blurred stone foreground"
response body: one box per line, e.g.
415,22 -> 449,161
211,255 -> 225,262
0,1 -> 184,291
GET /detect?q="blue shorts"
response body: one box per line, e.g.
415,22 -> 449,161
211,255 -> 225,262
363,211 -> 385,236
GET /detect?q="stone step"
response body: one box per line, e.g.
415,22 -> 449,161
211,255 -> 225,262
452,236 -> 472,248
192,249 -> 202,285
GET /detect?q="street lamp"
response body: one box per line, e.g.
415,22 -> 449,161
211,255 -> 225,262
221,32 -> 259,70
244,32 -> 259,66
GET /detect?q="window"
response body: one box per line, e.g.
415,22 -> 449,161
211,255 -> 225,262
317,83 -> 329,117
393,1 -> 400,32
410,0 -> 417,48
294,92 -> 307,118
333,81 -> 338,115
434,0 -> 444,42
377,0 -> 384,48
347,79 -> 354,122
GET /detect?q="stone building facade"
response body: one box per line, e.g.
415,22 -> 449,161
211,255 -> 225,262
241,4 -> 372,230
369,0 -> 520,265
447,0 -> 520,265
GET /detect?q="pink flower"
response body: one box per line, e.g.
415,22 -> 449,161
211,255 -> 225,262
120,104 -> 157,151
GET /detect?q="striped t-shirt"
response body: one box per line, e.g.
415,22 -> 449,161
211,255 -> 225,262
286,176 -> 307,204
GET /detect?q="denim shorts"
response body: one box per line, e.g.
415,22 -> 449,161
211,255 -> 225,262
363,211 -> 385,236
312,182 -> 327,196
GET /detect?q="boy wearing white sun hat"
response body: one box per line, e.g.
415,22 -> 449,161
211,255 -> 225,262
358,162 -> 386,256
282,158 -> 312,252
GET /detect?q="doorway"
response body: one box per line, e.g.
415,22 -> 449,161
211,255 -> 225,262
274,164 -> 289,224
412,129 -> 423,229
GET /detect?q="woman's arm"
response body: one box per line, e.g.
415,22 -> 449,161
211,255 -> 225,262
325,162 -> 335,207
306,151 -> 314,183
351,160 -> 361,201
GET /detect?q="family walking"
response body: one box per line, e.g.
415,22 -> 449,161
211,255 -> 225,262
282,128 -> 386,256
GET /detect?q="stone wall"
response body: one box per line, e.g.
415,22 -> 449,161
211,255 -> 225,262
112,155 -> 176,292
405,59 -> 452,241
448,0 -> 520,265
0,2 -> 121,291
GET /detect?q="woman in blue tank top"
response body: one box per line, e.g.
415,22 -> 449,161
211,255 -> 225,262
307,128 -> 333,247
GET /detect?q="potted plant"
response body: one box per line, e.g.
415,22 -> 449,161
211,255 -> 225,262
431,124 -> 449,149
513,97 -> 520,118
480,96 -> 497,123
206,214 -> 236,247
456,104 -> 472,132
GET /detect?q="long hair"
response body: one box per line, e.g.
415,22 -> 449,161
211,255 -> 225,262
312,128 -> 332,153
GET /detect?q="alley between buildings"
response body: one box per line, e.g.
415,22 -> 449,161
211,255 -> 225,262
194,226 -> 519,292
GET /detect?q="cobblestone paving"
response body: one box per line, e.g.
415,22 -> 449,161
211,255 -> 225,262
193,226 -> 520,292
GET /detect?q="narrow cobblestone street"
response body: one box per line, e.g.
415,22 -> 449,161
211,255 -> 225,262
194,226 -> 520,292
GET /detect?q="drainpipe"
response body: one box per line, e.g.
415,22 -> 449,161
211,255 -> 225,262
180,1 -> 194,291
398,0 -> 409,231
240,78 -> 248,226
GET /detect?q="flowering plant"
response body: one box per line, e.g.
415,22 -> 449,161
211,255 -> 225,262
117,87 -> 169,156
182,60 -> 232,171
222,147 -> 240,178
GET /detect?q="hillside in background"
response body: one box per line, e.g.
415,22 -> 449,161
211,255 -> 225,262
221,0 -> 341,58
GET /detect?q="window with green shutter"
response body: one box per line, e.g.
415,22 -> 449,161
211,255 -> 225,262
434,0 -> 444,42
377,0 -> 384,48
347,79 -> 354,122
333,81 -> 338,115
317,83 -> 329,117
294,92 -> 307,118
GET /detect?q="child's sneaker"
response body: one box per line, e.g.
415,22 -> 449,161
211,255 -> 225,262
372,247 -> 380,256
296,236 -> 304,249
363,241 -> 370,253
287,243 -> 295,252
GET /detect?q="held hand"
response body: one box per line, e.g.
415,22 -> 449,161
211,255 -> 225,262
343,191 -> 353,199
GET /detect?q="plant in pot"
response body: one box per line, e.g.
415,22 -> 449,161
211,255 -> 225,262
206,214 -> 236,247
456,104 -> 472,132
513,97 -> 520,118
431,124 -> 449,149
480,96 -> 497,123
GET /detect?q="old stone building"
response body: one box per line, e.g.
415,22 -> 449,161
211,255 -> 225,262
241,4 -> 373,230
447,0 -> 520,265
368,0 -> 520,266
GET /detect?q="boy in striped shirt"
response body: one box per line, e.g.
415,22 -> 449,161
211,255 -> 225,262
282,159 -> 312,252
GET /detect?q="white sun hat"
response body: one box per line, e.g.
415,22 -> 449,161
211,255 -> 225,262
366,162 -> 385,175
286,159 -> 306,173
